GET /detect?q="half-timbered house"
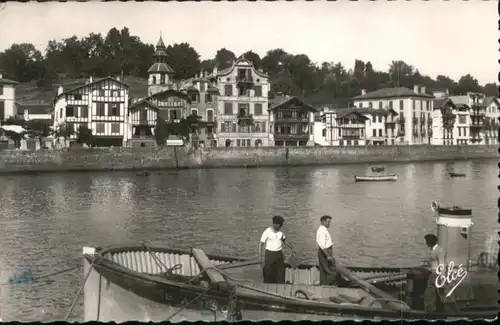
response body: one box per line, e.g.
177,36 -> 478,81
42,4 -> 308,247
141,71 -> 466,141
127,99 -> 159,147
53,76 -> 130,147
268,96 -> 316,146
431,98 -> 456,145
316,108 -> 368,146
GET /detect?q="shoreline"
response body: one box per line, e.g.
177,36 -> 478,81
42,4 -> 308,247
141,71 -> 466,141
0,145 -> 497,175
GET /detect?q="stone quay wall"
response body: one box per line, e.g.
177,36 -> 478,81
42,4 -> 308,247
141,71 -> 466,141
0,145 -> 497,174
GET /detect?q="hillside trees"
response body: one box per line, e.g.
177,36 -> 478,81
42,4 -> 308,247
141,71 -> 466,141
0,26 -> 495,104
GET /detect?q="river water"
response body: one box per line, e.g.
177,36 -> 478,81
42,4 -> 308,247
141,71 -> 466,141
0,159 -> 498,321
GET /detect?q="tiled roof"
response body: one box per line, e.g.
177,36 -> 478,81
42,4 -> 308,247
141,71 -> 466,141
448,95 -> 470,106
482,96 -> 499,107
0,77 -> 19,85
335,108 -> 370,120
207,85 -> 220,94
147,62 -> 175,74
129,99 -> 159,111
433,98 -> 454,109
269,95 -> 317,112
353,87 -> 433,100
354,107 -> 398,116
56,76 -> 130,99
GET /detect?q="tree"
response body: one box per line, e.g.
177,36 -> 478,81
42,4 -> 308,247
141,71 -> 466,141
455,74 -> 483,95
0,43 -> 44,82
53,123 -> 74,142
200,59 -> 216,73
76,124 -> 94,146
25,120 -> 51,146
165,43 -> 201,80
388,60 -> 414,87
214,48 -> 236,70
483,83 -> 498,97
154,118 -> 169,146
241,51 -> 262,70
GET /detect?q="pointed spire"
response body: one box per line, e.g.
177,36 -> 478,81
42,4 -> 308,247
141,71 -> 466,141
156,32 -> 166,50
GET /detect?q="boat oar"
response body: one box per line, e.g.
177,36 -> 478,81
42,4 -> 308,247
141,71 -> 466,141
218,260 -> 262,270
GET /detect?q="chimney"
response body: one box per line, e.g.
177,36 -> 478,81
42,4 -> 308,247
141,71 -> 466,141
89,76 -> 93,83
57,85 -> 63,95
420,86 -> 426,94
204,71 -> 208,78
361,89 -> 366,95
200,69 -> 204,78
213,66 -> 218,76
413,85 -> 419,93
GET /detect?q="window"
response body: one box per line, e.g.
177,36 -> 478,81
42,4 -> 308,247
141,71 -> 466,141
254,104 -> 263,116
99,89 -> 105,96
222,121 -> 232,132
379,129 -> 383,137
458,115 -> 466,124
74,94 -> 82,100
111,123 -> 120,134
160,74 -> 165,84
378,102 -> 382,109
224,102 -> 233,115
254,86 -> 262,97
96,123 -> 105,133
66,106 -> 77,117
412,99 -> 415,110
389,101 -> 393,110
96,103 -> 106,116
372,116 -> 376,123
199,82 -> 206,92
0,85 -> 3,96
378,116 -> 382,123
0,100 -> 4,120
372,129 -> 376,137
238,103 -> 249,116
190,94 -> 198,102
246,140 -> 251,146
359,102 -> 363,108
236,139 -> 240,147
399,100 -> 404,110
322,129 -> 326,137
191,109 -> 198,116
368,102 -> 373,108
205,94 -> 213,103
109,103 -> 119,116
140,109 -> 147,121
112,90 -> 120,97
152,76 -> 157,84
170,110 -> 180,120
207,109 -> 214,122
224,85 -> 233,96
81,106 -> 88,117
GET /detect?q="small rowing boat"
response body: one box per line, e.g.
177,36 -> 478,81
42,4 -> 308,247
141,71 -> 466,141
81,244 -> 497,322
449,172 -> 466,177
354,174 -> 398,182
371,167 -> 385,173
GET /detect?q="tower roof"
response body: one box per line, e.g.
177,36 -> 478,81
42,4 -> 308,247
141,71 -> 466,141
148,62 -> 175,74
156,36 -> 166,49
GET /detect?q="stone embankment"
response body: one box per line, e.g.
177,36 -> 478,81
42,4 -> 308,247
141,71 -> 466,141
0,145 -> 497,174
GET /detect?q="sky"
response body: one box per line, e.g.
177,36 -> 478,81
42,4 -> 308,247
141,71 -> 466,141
0,1 -> 497,85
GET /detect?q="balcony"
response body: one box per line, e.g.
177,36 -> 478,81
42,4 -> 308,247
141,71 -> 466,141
274,133 -> 310,140
275,116 -> 309,123
236,74 -> 254,87
342,135 -> 363,140
470,110 -> 485,117
470,122 -> 484,129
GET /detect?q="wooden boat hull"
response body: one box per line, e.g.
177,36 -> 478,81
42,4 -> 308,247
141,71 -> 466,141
355,175 -> 398,182
371,167 -> 385,172
82,245 -> 497,322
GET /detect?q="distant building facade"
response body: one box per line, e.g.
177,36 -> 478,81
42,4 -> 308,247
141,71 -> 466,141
53,76 -> 131,146
0,73 -> 18,123
179,71 -> 220,147
268,96 -> 316,146
352,85 -> 433,145
209,57 -> 270,147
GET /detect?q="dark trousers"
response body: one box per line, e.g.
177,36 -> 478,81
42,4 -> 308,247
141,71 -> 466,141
263,250 -> 285,284
423,271 -> 456,313
318,247 -> 339,285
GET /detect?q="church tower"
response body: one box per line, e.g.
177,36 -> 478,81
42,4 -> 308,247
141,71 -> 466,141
148,35 -> 175,96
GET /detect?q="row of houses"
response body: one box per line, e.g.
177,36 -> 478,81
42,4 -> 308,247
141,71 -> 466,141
0,36 -> 498,148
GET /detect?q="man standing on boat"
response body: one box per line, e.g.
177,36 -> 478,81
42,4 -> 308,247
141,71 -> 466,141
316,215 -> 339,285
259,216 -> 286,284
422,233 -> 446,312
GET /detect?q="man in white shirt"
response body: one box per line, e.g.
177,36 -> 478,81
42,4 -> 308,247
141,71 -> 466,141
422,233 -> 447,312
316,215 -> 339,285
259,215 -> 286,284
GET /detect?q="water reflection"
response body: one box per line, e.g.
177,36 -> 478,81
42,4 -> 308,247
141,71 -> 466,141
0,159 -> 497,321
